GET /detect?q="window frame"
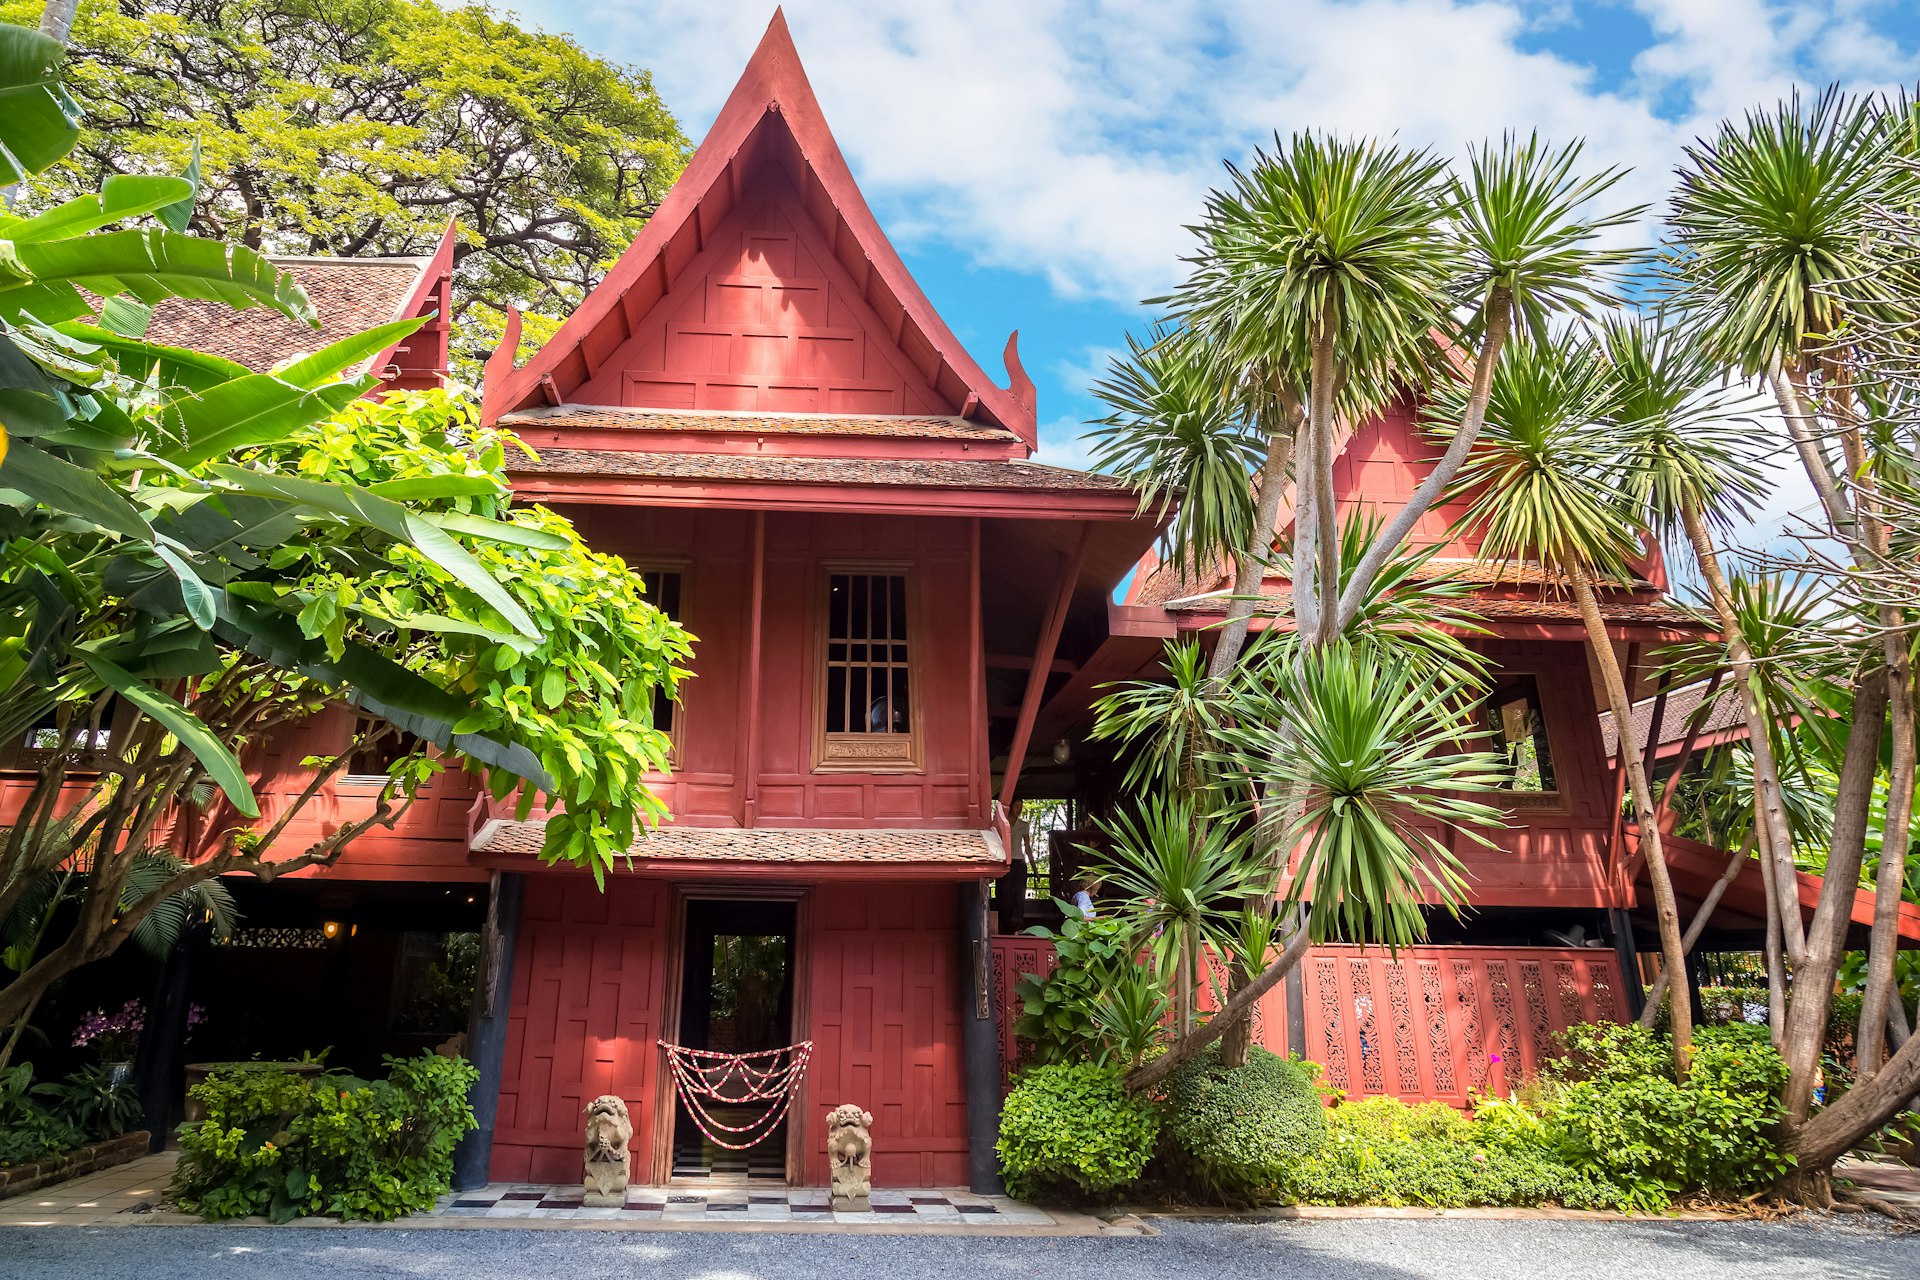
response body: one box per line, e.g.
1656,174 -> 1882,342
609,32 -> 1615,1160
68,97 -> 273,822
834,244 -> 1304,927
810,560 -> 924,775
634,559 -> 691,773
1480,669 -> 1565,809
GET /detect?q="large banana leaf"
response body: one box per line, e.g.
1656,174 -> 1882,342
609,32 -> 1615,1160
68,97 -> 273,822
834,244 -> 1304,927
0,438 -> 153,539
0,228 -> 317,327
274,314 -> 427,389
0,175 -> 195,243
77,650 -> 259,818
0,26 -> 79,187
167,374 -> 370,467
49,323 -> 250,393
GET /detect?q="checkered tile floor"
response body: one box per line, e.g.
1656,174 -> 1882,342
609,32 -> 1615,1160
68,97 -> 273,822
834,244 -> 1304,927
433,1183 -> 1054,1225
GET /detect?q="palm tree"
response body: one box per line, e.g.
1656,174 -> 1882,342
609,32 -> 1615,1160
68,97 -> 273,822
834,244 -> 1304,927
1667,86 -> 1920,1140
1436,333 -> 1701,1077
1122,642 -> 1507,1089
1088,798 -> 1264,1037
1600,316 -> 1806,1000
1172,131 -> 1455,647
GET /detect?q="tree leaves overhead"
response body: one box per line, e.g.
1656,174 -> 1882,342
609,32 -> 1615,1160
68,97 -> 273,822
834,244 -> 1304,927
5,0 -> 692,376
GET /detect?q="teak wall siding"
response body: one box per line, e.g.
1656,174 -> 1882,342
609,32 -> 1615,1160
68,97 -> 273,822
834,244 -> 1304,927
572,170 -> 956,417
570,504 -> 985,830
802,881 -> 970,1186
490,877 -> 970,1188
491,876 -> 672,1184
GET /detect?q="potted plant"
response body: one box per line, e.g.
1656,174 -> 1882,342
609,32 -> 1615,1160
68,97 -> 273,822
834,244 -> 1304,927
72,1001 -> 146,1085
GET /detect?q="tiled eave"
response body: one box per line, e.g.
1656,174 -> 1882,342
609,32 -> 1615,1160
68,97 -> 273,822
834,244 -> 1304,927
472,819 -> 1009,874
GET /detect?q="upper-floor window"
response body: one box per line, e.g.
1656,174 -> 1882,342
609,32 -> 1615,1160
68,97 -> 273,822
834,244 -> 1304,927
815,568 -> 919,771
1483,674 -> 1557,794
640,568 -> 685,762
345,714 -> 424,780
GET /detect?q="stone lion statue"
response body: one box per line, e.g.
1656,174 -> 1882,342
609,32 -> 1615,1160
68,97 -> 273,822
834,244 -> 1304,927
583,1094 -> 633,1203
826,1103 -> 873,1209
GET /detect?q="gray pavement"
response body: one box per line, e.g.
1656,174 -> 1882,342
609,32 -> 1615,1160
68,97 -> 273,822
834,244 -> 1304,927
0,1215 -> 1915,1280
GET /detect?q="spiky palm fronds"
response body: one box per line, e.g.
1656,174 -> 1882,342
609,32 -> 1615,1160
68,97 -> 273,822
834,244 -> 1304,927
1433,334 -> 1644,582
1667,87 -> 1911,373
1089,325 -> 1263,578
1601,314 -> 1770,535
1250,644 -> 1507,948
1450,132 -> 1644,343
1172,131 -> 1456,416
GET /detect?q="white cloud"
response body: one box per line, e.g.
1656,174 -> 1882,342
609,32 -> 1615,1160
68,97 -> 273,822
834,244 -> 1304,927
524,0 -> 1915,305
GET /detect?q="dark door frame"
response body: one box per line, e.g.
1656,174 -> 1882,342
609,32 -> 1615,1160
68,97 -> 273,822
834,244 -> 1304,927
652,883 -> 812,1186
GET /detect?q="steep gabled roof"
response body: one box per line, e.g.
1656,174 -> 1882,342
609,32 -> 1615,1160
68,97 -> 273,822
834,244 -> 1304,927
482,10 -> 1038,447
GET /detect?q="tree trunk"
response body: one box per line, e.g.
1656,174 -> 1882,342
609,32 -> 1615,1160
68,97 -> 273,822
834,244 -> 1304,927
37,0 -> 79,40
1679,505 -> 1805,964
1857,641 -> 1915,1080
1568,564 -> 1693,1077
1637,833 -> 1754,1022
1206,411 -> 1299,681
1780,670 -> 1889,1125
1307,300 -> 1340,649
1127,916 -> 1313,1091
1785,1022 -> 1920,1186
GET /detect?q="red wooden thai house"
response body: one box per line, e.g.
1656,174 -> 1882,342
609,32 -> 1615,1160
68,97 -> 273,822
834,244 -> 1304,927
11,11 -> 1918,1198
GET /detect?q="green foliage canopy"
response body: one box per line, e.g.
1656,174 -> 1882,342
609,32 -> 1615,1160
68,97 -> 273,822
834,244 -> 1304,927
3,0 -> 692,373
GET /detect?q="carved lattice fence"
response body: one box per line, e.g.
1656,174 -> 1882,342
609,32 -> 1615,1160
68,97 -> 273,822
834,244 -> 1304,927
990,938 -> 1624,1105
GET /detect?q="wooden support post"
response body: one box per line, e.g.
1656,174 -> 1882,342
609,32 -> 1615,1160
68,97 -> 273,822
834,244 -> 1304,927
454,871 -> 525,1191
742,511 -> 767,828
1608,906 -> 1646,1021
1284,945 -> 1308,1059
958,878 -> 1003,1194
1684,946 -> 1707,1029
132,921 -> 201,1153
998,526 -> 1089,810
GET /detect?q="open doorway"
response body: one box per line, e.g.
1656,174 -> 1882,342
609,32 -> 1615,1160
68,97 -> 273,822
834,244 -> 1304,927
671,899 -> 797,1182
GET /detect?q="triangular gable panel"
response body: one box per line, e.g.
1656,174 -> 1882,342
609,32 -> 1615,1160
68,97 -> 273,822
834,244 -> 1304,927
484,10 -> 1037,446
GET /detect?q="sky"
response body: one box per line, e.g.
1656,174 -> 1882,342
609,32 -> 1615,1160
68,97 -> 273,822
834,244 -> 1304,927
516,0 -> 1920,550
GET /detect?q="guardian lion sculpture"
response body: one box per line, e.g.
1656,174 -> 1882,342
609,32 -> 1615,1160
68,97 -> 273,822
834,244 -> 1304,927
826,1103 -> 873,1210
583,1094 -> 633,1205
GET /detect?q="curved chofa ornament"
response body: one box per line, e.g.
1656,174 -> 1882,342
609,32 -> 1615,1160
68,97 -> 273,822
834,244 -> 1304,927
583,1094 -> 634,1206
825,1103 -> 873,1211
1002,330 -> 1037,427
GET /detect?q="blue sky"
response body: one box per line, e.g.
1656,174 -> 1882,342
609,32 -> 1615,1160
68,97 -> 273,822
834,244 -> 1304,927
519,0 -> 1920,540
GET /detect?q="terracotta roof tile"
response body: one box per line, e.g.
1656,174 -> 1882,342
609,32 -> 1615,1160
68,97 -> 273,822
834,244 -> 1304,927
474,820 -> 1007,865
508,448 -> 1135,492
142,256 -> 430,374
1133,556 -> 1654,609
500,405 -> 1019,442
1466,597 -> 1703,626
1600,679 -> 1745,756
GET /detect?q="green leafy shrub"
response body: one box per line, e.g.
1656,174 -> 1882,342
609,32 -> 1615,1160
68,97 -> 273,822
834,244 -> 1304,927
1012,912 -> 1152,1068
1162,1046 -> 1327,1201
1283,1095 -> 1627,1208
44,1065 -> 145,1142
173,1053 -> 477,1222
996,1063 -> 1158,1201
0,1064 -> 82,1164
1546,1021 -> 1788,1210
0,1063 -> 141,1164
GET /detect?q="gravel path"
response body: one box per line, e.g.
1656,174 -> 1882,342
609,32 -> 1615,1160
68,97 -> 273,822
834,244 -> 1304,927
0,1216 -> 1915,1280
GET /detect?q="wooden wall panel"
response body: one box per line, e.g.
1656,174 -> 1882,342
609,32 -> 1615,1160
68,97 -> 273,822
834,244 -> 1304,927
804,881 -> 970,1187
572,169 -> 954,416
491,877 -> 670,1184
